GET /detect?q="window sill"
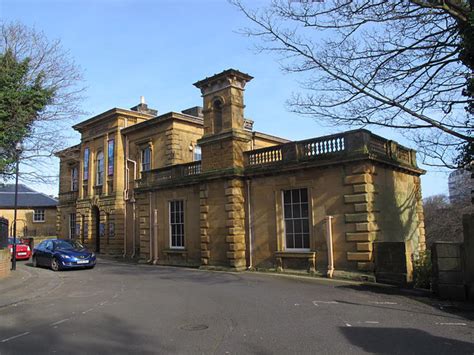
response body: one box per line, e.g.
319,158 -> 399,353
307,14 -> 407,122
163,248 -> 187,255
275,251 -> 316,273
32,221 -> 46,224
275,251 -> 315,258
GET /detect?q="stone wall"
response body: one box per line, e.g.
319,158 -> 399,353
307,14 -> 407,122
462,213 -> 474,301
0,249 -> 11,279
135,184 -> 201,266
248,165 -> 347,272
373,242 -> 409,285
431,242 -> 465,300
0,208 -> 57,237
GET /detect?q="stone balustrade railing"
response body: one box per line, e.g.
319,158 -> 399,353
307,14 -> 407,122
137,130 -> 417,189
244,129 -> 417,169
58,191 -> 78,203
138,161 -> 202,187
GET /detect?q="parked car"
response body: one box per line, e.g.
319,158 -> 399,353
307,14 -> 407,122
8,238 -> 32,260
32,239 -> 96,271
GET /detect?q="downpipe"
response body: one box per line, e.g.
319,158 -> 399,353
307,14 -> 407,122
147,192 -> 153,263
246,179 -> 253,270
325,216 -> 334,278
153,209 -> 159,265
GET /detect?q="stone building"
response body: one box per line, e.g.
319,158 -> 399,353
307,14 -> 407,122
56,69 -> 426,280
0,184 -> 57,237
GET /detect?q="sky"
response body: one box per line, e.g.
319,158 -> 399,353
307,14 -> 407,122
1,0 -> 452,198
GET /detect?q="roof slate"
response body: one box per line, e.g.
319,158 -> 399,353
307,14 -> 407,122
0,184 -> 58,208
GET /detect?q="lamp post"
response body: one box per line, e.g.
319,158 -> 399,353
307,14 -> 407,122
11,142 -> 22,271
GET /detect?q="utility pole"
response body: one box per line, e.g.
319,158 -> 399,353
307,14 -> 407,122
11,143 -> 21,271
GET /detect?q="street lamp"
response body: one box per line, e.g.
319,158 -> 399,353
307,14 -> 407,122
11,142 -> 22,271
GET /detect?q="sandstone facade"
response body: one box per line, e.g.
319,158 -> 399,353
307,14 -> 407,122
56,69 -> 426,281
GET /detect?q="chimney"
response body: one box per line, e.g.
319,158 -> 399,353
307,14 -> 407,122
130,96 -> 158,116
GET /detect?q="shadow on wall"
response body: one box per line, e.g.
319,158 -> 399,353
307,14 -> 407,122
377,172 -> 420,246
339,326 -> 474,354
374,171 -> 422,282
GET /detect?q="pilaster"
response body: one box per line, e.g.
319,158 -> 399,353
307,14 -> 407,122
344,163 -> 378,271
165,128 -> 183,165
200,183 -> 210,265
224,178 -> 247,270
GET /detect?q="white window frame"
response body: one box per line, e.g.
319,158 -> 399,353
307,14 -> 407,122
33,209 -> 45,223
71,167 -> 79,191
282,188 -> 310,251
141,146 -> 151,172
69,213 -> 76,239
169,200 -> 185,249
193,145 -> 202,161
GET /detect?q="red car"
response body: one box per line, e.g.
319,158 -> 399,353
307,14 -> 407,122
8,238 -> 32,260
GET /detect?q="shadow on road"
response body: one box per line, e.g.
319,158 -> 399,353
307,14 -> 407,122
336,284 -> 474,322
0,312 -> 170,355
340,326 -> 474,354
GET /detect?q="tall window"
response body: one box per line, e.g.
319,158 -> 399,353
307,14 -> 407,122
83,148 -> 90,180
96,151 -> 104,186
141,146 -> 151,172
193,145 -> 202,161
71,167 -> 78,191
283,188 -> 310,250
33,209 -> 45,222
108,139 -> 114,176
213,99 -> 223,133
69,213 -> 76,239
169,200 -> 184,249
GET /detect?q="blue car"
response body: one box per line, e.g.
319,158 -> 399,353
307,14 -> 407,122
32,239 -> 96,271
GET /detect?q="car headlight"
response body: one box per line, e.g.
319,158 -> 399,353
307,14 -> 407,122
91,253 -> 95,258
61,254 -> 72,259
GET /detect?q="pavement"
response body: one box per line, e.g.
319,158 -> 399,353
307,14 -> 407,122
0,258 -> 473,354
0,260 -> 62,309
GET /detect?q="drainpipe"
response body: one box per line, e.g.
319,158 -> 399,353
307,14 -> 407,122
325,216 -> 334,278
124,135 -> 138,259
123,135 -> 129,258
147,192 -> 153,263
153,209 -> 159,264
246,179 -> 253,270
130,196 -> 136,259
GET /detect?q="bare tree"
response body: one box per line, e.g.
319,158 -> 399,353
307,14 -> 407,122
232,0 -> 473,168
0,21 -> 84,183
423,194 -> 473,245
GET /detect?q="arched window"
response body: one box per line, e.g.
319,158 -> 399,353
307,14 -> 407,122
96,151 -> 104,186
213,99 -> 223,133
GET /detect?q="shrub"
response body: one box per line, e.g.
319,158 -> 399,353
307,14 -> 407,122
413,250 -> 432,289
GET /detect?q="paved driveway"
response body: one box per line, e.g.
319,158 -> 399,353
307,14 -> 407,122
0,259 -> 473,354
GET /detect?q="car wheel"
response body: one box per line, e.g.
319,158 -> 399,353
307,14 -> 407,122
51,257 -> 60,272
32,256 -> 38,267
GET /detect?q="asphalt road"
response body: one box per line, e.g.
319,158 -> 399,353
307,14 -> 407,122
0,259 -> 473,355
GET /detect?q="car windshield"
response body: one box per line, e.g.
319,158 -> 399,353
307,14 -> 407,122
8,238 -> 21,244
54,240 -> 85,250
